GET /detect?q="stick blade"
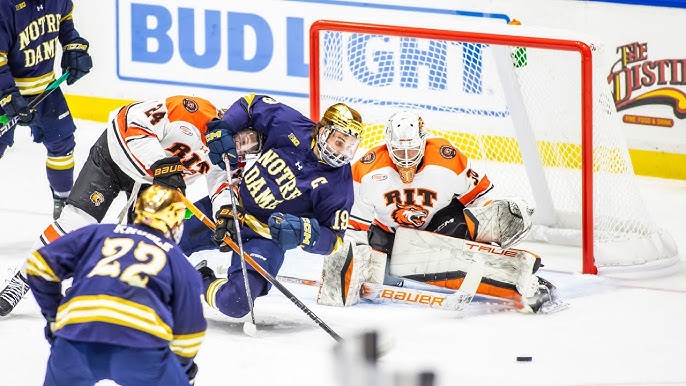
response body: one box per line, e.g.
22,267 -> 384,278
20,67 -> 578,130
243,321 -> 258,337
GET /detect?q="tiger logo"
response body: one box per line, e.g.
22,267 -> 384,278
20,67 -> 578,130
89,191 -> 105,206
391,203 -> 429,227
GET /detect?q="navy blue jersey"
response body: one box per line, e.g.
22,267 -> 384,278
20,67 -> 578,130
26,223 -> 207,367
220,94 -> 354,254
0,0 -> 81,94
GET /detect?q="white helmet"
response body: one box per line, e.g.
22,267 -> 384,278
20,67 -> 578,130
385,111 -> 427,183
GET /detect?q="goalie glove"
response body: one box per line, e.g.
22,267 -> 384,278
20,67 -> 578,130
464,198 -> 534,249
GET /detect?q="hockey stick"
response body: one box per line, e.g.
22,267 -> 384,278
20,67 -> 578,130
224,155 -> 257,336
0,72 -> 70,137
179,194 -> 343,342
117,181 -> 142,224
364,254 -> 484,312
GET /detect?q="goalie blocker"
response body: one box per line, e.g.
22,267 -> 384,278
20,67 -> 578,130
318,227 -> 559,313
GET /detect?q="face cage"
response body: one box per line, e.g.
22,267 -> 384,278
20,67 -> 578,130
388,140 -> 425,184
233,129 -> 263,157
317,126 -> 360,167
171,222 -> 184,244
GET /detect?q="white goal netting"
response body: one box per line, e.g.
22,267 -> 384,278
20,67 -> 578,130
310,20 -> 677,273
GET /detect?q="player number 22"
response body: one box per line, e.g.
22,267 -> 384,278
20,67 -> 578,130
88,237 -> 167,288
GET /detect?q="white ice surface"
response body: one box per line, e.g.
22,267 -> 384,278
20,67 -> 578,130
1,120 -> 685,386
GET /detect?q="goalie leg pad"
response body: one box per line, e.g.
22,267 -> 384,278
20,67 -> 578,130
464,198 -> 534,248
390,227 -> 541,302
317,240 -> 371,307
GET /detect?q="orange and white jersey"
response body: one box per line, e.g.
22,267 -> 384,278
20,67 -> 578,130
349,137 -> 494,236
106,95 -> 231,204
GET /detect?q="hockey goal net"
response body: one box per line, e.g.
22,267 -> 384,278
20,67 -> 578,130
309,19 -> 678,274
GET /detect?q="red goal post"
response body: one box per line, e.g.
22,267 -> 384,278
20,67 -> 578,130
309,19 -> 678,274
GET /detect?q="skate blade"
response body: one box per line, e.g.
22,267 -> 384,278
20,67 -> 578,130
539,298 -> 569,314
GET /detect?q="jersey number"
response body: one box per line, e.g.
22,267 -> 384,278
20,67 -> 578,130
144,103 -> 165,125
87,238 -> 167,288
330,210 -> 349,231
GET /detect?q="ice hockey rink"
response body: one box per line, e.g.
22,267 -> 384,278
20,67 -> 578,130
1,119 -> 685,386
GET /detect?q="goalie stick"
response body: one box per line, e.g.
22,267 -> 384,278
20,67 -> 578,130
278,255 -> 484,312
277,274 -> 482,311
179,194 -> 343,342
277,266 -> 568,314
0,72 -> 70,136
369,253 -> 484,312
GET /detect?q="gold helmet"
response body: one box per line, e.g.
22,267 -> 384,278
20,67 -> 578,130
316,103 -> 363,167
133,185 -> 186,242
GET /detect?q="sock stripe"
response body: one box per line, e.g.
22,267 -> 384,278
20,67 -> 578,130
47,154 -> 75,170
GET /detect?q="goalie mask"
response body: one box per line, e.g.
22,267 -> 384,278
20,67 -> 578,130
316,103 -> 363,167
133,185 -> 187,243
385,111 -> 427,183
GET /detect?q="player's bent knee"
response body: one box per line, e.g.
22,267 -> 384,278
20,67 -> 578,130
214,272 -> 267,318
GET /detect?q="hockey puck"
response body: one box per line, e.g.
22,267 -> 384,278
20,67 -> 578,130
516,356 -> 533,362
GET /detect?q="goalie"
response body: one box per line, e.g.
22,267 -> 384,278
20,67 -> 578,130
317,111 -> 560,313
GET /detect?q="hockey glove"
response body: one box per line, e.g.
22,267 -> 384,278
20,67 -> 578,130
0,88 -> 35,125
186,362 -> 199,385
61,37 -> 93,85
150,156 -> 186,194
268,212 -> 320,252
44,318 -> 56,345
213,204 -> 245,252
205,119 -> 238,170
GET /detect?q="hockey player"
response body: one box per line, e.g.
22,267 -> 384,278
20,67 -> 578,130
26,185 -> 206,385
0,0 -> 93,218
189,93 -> 363,319
318,111 -> 558,313
0,95 -> 232,316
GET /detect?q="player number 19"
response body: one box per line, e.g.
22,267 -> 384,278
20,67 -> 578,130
331,210 -> 349,231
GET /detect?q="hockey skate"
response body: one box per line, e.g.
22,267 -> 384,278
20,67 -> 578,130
0,272 -> 29,317
194,260 -> 217,282
53,197 -> 66,220
521,276 -> 568,314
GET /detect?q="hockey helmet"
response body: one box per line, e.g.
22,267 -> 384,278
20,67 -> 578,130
385,111 -> 427,183
316,103 -> 363,167
133,185 -> 187,243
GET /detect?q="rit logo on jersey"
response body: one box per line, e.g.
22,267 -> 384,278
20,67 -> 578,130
385,188 -> 437,227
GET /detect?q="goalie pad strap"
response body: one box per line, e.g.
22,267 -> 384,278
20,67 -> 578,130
367,224 -> 395,254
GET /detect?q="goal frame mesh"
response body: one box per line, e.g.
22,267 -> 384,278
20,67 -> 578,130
308,19 -> 674,275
